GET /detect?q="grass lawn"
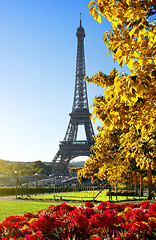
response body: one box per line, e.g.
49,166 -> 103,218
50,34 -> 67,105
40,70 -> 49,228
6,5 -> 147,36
0,189 -> 146,222
20,189 -> 146,202
0,200 -> 82,223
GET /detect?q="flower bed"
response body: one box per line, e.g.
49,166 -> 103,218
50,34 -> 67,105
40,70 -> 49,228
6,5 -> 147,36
0,201 -> 156,239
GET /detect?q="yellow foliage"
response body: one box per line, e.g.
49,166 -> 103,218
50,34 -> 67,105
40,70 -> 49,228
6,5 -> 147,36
104,118 -> 111,127
78,0 -> 156,186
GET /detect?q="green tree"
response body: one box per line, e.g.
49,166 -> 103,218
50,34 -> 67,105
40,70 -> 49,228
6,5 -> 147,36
31,160 -> 51,176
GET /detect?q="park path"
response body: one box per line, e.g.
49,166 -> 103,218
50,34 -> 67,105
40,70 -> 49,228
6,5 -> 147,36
0,195 -> 16,201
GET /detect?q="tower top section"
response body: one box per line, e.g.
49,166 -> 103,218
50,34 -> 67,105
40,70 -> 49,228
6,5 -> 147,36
76,13 -> 85,37
72,13 -> 88,112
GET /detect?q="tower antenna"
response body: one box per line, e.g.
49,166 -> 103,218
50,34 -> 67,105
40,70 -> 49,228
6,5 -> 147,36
80,12 -> 82,26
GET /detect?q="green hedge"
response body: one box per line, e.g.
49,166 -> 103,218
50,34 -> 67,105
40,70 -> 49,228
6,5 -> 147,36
0,187 -> 52,196
0,187 -> 16,196
0,186 -> 83,196
106,191 -> 136,196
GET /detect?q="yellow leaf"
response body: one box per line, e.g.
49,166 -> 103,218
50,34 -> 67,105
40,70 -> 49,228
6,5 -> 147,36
133,51 -> 140,58
97,13 -> 101,23
104,118 -> 111,127
136,84 -> 144,94
115,48 -> 122,60
92,9 -> 98,20
89,6 -> 94,15
92,9 -> 101,23
88,235 -> 100,240
129,27 -> 137,37
113,21 -> 118,28
126,0 -> 130,5
88,0 -> 95,8
127,58 -> 134,69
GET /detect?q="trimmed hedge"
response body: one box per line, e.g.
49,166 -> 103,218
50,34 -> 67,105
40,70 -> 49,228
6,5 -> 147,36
106,191 -> 136,196
0,187 -> 52,196
0,187 -> 16,196
0,186 -> 83,196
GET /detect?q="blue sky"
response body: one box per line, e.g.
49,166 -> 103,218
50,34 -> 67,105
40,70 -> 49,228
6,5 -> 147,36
0,0 -> 129,162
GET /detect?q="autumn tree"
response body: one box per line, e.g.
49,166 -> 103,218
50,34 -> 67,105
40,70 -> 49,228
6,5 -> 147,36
78,125 -> 130,183
78,0 -> 156,199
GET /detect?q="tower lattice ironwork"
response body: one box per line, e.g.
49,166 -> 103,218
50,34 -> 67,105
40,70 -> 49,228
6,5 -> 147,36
51,17 -> 95,175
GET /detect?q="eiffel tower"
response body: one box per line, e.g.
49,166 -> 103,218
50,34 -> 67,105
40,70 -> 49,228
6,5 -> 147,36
51,16 -> 95,175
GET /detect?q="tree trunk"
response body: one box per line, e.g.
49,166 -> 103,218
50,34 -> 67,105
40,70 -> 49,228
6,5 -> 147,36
115,183 -> 118,200
130,172 -> 134,191
109,182 -> 112,201
140,172 -> 143,197
147,164 -> 153,200
134,171 -> 138,196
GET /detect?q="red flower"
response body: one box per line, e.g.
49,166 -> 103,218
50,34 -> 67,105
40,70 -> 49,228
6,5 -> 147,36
54,202 -> 75,212
31,214 -> 56,233
24,231 -> 46,240
85,202 -> 94,208
0,201 -> 156,239
148,203 -> 156,217
125,208 -> 148,222
93,238 -> 103,240
70,213 -> 89,233
0,222 -> 4,235
23,212 -> 37,220
96,201 -> 108,211
85,207 -> 96,218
